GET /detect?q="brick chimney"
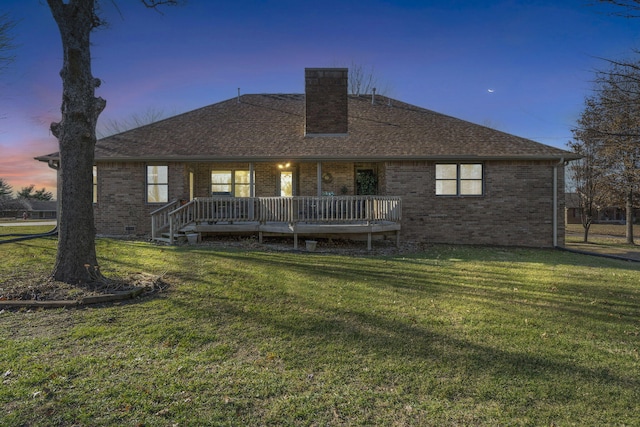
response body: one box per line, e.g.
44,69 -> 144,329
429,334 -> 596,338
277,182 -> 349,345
305,68 -> 348,136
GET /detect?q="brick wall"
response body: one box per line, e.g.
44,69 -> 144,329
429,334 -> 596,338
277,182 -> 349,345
385,160 -> 566,247
297,162 -> 356,195
254,163 -> 277,196
305,68 -> 348,135
94,162 -> 187,236
95,159 -> 566,247
298,163 -> 317,195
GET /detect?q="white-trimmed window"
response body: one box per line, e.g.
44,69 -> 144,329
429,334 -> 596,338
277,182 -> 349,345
211,170 -> 254,197
147,165 -> 168,203
435,164 -> 483,196
92,166 -> 98,203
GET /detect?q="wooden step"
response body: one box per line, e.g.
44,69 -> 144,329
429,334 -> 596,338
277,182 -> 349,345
152,236 -> 172,244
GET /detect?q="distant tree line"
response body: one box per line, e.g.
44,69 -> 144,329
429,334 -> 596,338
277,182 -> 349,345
0,178 -> 54,202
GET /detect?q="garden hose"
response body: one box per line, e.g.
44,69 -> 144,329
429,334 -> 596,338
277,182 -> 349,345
0,226 -> 58,244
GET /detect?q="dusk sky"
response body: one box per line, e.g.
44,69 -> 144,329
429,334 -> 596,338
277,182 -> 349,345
1,0 -> 640,198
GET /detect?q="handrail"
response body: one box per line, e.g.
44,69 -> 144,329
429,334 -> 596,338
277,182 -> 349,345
168,201 -> 195,244
150,199 -> 181,240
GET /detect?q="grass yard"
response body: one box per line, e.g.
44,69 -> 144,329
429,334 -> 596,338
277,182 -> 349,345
565,224 -> 640,260
566,223 -> 640,241
1,236 -> 639,426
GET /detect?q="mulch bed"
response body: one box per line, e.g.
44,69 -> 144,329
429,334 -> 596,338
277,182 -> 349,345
0,272 -> 169,309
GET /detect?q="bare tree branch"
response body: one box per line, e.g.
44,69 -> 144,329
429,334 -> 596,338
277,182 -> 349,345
140,0 -> 185,14
0,13 -> 16,71
141,0 -> 182,6
98,106 -> 171,137
332,61 -> 391,96
572,54 -> 640,243
591,0 -> 640,17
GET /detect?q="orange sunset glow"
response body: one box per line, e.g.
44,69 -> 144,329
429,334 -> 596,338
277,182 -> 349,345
3,0 -> 640,203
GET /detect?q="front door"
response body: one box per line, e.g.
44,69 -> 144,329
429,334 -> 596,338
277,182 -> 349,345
280,171 -> 293,197
356,169 -> 377,195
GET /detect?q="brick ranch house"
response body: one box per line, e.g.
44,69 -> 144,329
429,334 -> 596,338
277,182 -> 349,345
37,68 -> 579,248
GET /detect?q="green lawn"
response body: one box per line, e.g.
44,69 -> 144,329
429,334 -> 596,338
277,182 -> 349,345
566,224 -> 640,254
567,223 -> 640,238
1,237 -> 639,426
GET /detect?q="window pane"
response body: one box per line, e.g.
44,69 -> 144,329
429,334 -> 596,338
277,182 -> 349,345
147,167 -> 157,183
460,180 -> 483,195
212,171 -> 232,195
147,185 -> 168,203
212,171 -> 232,185
436,180 -> 457,195
436,164 -> 457,179
460,164 -> 482,179
157,166 -> 168,183
235,185 -> 250,197
147,165 -> 168,184
235,170 -> 251,184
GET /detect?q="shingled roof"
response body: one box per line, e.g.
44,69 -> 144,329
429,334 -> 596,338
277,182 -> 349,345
39,93 -> 577,163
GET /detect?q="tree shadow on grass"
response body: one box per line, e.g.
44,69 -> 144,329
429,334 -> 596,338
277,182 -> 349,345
206,247 -> 640,327
165,248 -> 640,402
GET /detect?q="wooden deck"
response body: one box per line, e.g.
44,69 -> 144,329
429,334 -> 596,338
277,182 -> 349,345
151,196 -> 402,250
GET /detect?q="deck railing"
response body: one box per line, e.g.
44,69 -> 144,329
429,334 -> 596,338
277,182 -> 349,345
159,196 -> 401,243
193,197 -> 257,222
258,196 -> 402,223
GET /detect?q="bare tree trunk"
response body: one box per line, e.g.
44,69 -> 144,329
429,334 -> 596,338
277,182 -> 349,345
582,223 -> 591,243
579,206 -> 593,243
625,189 -> 634,245
47,0 -> 106,284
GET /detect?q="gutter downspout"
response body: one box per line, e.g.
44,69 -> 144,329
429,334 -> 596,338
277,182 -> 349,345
553,157 -> 565,248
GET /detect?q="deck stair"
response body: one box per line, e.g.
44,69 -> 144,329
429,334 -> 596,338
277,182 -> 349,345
158,225 -> 197,243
